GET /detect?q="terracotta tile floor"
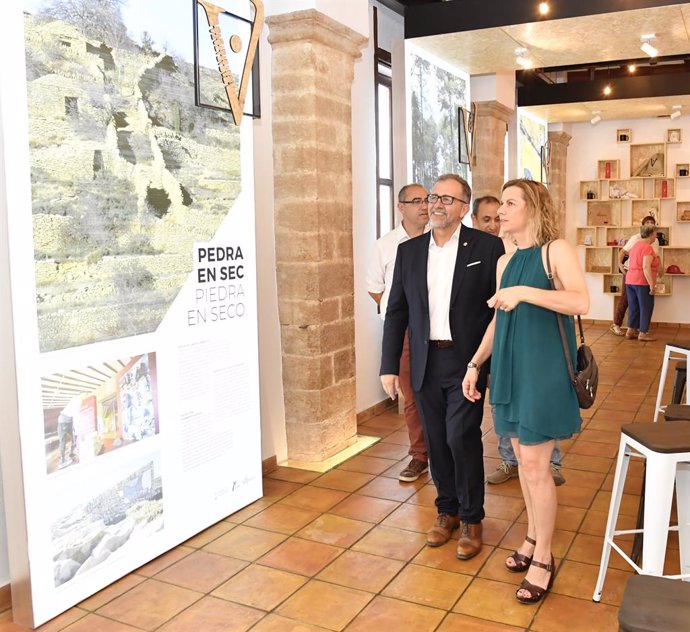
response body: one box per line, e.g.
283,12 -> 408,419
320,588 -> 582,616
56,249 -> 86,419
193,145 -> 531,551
2,323 -> 688,631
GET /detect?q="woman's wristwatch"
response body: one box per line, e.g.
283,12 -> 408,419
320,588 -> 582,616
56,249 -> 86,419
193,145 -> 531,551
467,361 -> 480,370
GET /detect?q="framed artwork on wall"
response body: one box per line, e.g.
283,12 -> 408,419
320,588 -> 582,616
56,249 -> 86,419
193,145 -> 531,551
667,128 -> 682,144
616,129 -> 631,143
630,142 -> 666,177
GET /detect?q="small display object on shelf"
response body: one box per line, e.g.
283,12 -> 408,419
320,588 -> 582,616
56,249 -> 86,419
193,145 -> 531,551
630,143 -> 666,177
677,201 -> 690,222
597,159 -> 620,180
616,129 -> 631,143
677,163 -> 689,178
667,128 -> 682,144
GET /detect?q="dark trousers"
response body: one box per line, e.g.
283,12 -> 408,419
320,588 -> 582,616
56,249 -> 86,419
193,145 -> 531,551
626,284 -> 655,333
613,270 -> 628,326
414,346 -> 485,523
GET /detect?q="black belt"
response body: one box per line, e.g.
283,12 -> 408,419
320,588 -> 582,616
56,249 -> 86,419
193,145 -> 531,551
430,340 -> 454,348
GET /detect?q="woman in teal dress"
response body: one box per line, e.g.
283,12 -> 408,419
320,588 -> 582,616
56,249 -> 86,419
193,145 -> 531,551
462,179 -> 589,604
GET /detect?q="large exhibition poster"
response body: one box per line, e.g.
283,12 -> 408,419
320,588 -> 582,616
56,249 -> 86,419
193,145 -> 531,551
518,110 -> 547,183
0,0 -> 262,626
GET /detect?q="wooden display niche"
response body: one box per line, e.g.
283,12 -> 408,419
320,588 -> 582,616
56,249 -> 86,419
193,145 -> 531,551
603,273 -> 623,296
630,142 -> 666,178
585,247 -> 615,274
653,177 -> 675,199
579,180 -> 600,200
597,159 -> 620,180
676,163 -> 689,179
662,249 -> 690,276
607,178 -> 644,200
677,201 -> 690,222
586,199 -> 621,226
576,227 -> 597,246
631,199 -> 661,224
654,273 -> 674,297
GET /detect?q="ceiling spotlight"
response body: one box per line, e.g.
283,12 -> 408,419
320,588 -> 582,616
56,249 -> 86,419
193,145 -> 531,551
640,34 -> 658,57
628,63 -> 637,73
603,84 -> 612,96
590,111 -> 602,125
539,2 -> 549,15
670,105 -> 682,120
515,47 -> 533,69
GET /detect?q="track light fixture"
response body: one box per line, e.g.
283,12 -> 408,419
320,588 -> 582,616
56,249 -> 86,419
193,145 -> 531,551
640,34 -> 658,57
670,105 -> 682,120
590,111 -> 602,125
515,47 -> 533,69
538,2 -> 549,15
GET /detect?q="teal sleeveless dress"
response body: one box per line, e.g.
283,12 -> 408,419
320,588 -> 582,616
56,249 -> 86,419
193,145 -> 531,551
490,246 -> 581,444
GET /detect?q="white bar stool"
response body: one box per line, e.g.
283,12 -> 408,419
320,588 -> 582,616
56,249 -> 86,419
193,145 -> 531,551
653,342 -> 690,422
592,421 -> 690,602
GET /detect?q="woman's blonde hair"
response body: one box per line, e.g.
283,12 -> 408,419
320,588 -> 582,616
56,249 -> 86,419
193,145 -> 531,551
501,179 -> 560,246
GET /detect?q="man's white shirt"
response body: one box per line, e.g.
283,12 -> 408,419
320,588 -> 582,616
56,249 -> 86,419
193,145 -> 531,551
427,223 -> 462,341
366,222 -> 428,320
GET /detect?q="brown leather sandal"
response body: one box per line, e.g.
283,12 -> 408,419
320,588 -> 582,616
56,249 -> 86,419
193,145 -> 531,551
505,535 -> 536,573
516,555 -> 555,604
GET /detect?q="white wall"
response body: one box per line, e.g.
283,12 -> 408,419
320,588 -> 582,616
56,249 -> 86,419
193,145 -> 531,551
566,115 -> 690,323
353,2 -> 406,413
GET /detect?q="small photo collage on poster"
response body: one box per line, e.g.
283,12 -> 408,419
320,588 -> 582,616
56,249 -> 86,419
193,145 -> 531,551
42,354 -> 159,475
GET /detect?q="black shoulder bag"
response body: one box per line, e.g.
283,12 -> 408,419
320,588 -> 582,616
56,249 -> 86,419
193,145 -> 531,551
544,242 -> 598,409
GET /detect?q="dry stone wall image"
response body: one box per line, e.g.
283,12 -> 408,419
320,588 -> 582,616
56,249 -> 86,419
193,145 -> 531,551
24,12 -> 241,352
51,460 -> 163,587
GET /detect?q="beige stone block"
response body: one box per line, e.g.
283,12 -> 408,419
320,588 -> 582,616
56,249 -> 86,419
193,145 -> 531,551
275,144 -> 319,174
320,298 -> 340,323
320,354 -> 335,388
275,229 -> 320,263
285,409 -> 357,462
319,261 -> 353,300
280,324 -> 321,355
335,232 -> 353,260
333,347 -> 355,383
284,389 -> 322,426
281,354 -> 324,391
274,174 -> 320,201
339,294 -> 354,319
322,378 -> 356,420
278,299 -> 322,325
275,201 -> 320,234
318,232 -> 336,257
321,318 -> 354,354
276,261 -> 320,298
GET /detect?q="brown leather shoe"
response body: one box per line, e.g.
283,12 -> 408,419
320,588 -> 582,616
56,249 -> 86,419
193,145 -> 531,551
426,513 -> 460,547
456,521 -> 483,560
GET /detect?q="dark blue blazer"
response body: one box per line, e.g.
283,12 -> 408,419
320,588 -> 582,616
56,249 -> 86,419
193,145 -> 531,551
380,225 -> 504,391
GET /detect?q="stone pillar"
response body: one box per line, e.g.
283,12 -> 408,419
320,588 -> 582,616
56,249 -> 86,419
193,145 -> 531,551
471,101 -> 513,199
547,131 -> 572,238
267,10 -> 367,462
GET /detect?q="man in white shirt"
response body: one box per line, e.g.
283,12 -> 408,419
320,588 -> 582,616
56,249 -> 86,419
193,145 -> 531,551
610,215 -> 659,336
380,174 -> 504,560
367,183 -> 429,482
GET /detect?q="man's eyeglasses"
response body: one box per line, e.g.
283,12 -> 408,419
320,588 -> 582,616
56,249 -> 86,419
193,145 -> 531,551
427,194 -> 468,206
400,197 -> 428,206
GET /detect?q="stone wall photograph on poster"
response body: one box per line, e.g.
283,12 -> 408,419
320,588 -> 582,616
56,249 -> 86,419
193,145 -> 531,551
23,0 -> 243,352
43,352 -> 159,475
50,452 -> 163,588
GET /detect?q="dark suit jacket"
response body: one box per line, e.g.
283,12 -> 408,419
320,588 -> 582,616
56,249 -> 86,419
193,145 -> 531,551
380,225 -> 504,392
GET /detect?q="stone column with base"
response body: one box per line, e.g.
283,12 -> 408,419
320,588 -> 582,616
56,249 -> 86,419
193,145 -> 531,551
267,10 -> 367,462
471,101 -> 514,199
546,131 -> 572,238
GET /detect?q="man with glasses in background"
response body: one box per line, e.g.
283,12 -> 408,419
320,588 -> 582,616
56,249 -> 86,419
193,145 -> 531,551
381,174 -> 504,560
367,183 -> 430,482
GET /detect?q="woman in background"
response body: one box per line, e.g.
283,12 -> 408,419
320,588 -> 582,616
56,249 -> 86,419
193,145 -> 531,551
463,179 -> 589,603
625,224 -> 660,342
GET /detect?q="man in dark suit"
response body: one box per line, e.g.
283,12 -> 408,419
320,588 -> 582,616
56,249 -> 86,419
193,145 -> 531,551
380,174 -> 504,560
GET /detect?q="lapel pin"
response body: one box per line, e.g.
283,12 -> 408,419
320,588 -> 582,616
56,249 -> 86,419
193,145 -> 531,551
463,242 -> 468,246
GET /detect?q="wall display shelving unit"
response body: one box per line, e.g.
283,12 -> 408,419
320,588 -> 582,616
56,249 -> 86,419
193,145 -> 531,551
577,142 -> 690,300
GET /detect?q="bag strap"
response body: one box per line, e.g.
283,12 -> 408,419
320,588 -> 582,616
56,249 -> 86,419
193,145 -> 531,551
544,241 -> 578,386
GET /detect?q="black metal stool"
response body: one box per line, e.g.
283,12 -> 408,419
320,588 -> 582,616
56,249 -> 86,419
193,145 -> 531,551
618,575 -> 690,632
